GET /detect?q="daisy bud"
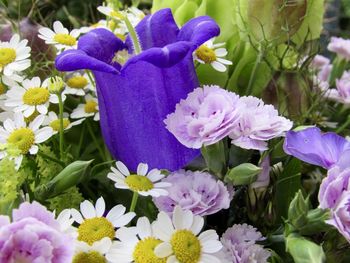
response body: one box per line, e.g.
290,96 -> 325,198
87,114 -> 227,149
48,76 -> 65,94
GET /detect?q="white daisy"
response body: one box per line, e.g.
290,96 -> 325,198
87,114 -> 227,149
71,94 -> 100,121
56,209 -> 78,237
0,112 -> 53,168
153,206 -> 223,263
70,196 -> 136,246
38,21 -> 80,51
0,34 -> 31,81
97,6 -> 144,28
45,111 -> 84,135
107,161 -> 171,197
64,71 -> 95,96
97,6 -> 125,20
106,217 -> 165,263
73,237 -> 113,263
5,77 -> 64,118
194,38 -> 232,72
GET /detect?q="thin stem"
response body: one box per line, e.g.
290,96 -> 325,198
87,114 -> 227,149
85,70 -> 95,86
37,152 -> 65,168
58,93 -> 65,161
129,192 -> 139,212
246,46 -> 263,96
123,15 -> 141,55
86,120 -> 106,160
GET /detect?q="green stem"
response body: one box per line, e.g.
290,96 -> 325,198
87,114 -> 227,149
336,115 -> 350,133
85,70 -> 95,86
37,152 -> 65,168
246,46 -> 263,96
129,192 -> 139,212
86,120 -> 106,160
123,15 -> 141,54
58,93 -> 65,161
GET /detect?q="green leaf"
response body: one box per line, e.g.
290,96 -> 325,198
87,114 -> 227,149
201,141 -> 227,178
174,0 -> 198,25
286,234 -> 326,263
275,158 -> 301,222
225,163 -> 262,185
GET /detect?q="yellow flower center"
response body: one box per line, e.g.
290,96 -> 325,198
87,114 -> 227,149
67,76 -> 88,89
195,45 -> 216,64
73,251 -> 106,263
116,33 -> 126,42
84,100 -> 98,113
133,237 -> 166,263
22,87 -> 50,105
77,217 -> 115,245
53,33 -> 77,46
7,128 -> 35,154
50,118 -> 71,131
170,230 -> 201,263
110,10 -> 125,19
0,47 -> 16,68
0,83 -> 6,95
124,174 -> 154,192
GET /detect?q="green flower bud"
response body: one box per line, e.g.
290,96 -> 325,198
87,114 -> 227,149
298,208 -> 331,235
288,190 -> 309,229
225,163 -> 262,185
286,234 -> 326,263
35,160 -> 93,200
48,76 -> 65,94
239,0 -> 307,44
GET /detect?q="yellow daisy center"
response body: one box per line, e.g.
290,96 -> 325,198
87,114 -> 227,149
50,118 -> 71,131
125,174 -> 154,192
110,10 -> 124,19
73,251 -> 106,263
170,230 -> 201,263
0,47 -> 16,67
77,217 -> 115,245
84,100 -> 98,113
0,83 -> 6,95
67,76 -> 88,89
195,45 -> 216,64
53,33 -> 77,46
23,87 -> 50,105
7,128 -> 35,154
133,237 -> 166,263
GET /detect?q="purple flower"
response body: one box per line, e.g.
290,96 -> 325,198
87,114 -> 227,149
326,71 -> 350,104
218,224 -> 270,263
0,202 -> 74,263
311,55 -> 330,70
55,9 -> 220,171
153,169 -> 231,216
283,127 -> 350,169
164,85 -> 241,149
327,190 -> 350,242
229,96 -> 293,151
327,37 -> 350,61
251,155 -> 270,189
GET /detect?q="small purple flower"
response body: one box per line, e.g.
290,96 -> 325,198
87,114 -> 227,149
283,127 -> 350,169
319,166 -> 350,209
311,55 -> 330,70
229,96 -> 293,151
327,190 -> 350,242
153,169 -> 231,216
219,224 -> 270,263
327,37 -> 350,61
0,201 -> 74,263
251,155 -> 270,189
326,71 -> 350,104
164,85 -> 241,149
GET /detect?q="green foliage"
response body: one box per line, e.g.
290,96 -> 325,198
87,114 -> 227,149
225,163 -> 261,185
48,186 -> 84,213
36,145 -> 63,183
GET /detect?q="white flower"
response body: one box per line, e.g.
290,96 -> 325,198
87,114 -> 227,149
5,77 -> 63,118
71,94 -> 100,121
97,6 -> 124,19
0,112 -> 53,168
194,38 -> 232,72
56,209 -> 78,238
64,72 -> 95,96
70,196 -> 135,246
153,206 -> 223,263
0,34 -> 31,81
73,237 -> 113,263
38,21 -> 80,51
107,161 -> 171,197
106,217 -> 164,263
45,111 -> 84,134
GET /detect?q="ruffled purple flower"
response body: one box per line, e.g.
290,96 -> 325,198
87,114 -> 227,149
319,166 -> 350,209
0,201 -> 74,263
229,96 -> 293,151
218,224 -> 270,263
153,169 -> 231,216
164,85 -> 241,149
283,127 -> 350,169
325,71 -> 350,104
327,37 -> 350,61
327,190 -> 350,242
56,9 -> 220,171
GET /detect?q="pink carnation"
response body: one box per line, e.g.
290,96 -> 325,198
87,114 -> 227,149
327,37 -> 350,61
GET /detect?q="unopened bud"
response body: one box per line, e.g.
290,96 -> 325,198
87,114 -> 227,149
48,76 -> 65,94
225,163 -> 262,185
